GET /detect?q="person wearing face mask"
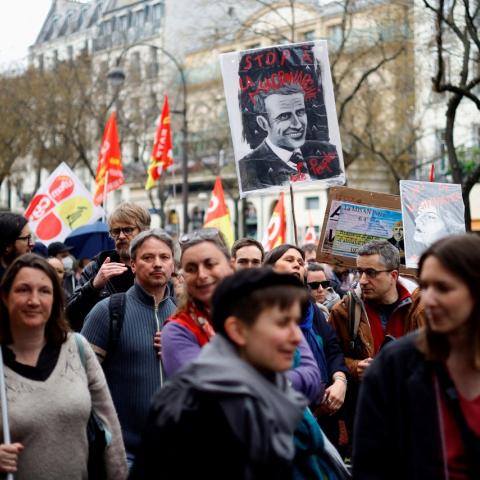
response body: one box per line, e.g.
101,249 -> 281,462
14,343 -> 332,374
47,241 -> 77,300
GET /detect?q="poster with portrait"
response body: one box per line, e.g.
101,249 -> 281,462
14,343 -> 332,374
317,187 -> 410,271
220,40 -> 345,197
400,180 -> 466,268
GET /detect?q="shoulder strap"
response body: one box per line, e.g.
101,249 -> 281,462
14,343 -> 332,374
73,333 -> 86,371
348,292 -> 362,342
106,292 -> 127,363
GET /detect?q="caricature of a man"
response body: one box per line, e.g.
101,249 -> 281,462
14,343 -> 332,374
239,83 -> 341,192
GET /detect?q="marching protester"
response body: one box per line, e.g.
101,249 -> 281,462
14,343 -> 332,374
329,239 -> 425,450
132,269 -> 348,479
161,228 -> 323,404
47,241 -> 77,299
0,254 -> 127,479
81,229 -> 176,469
307,262 -> 341,315
353,234 -> 480,479
231,237 -> 264,270
0,213 -> 34,280
264,244 -> 348,449
67,202 -> 151,331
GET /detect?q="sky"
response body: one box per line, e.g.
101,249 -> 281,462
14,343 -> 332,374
0,0 -> 53,67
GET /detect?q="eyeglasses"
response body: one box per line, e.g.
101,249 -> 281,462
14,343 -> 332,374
355,268 -> 393,279
179,228 -> 225,248
308,280 -> 330,290
109,227 -> 137,238
17,234 -> 33,243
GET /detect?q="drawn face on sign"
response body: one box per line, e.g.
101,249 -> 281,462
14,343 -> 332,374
413,205 -> 446,246
257,92 -> 307,150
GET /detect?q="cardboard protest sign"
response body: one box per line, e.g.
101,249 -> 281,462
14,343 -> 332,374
400,180 -> 465,268
220,41 -> 345,197
317,187 -> 409,270
25,162 -> 104,245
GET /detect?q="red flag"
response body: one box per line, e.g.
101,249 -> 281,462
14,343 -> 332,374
203,177 -> 234,247
146,96 -> 174,190
94,111 -> 124,205
262,193 -> 286,252
429,163 -> 435,182
304,221 -> 317,245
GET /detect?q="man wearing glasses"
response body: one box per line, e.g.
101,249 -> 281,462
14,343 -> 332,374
0,212 -> 34,280
66,202 -> 151,330
328,240 -> 425,446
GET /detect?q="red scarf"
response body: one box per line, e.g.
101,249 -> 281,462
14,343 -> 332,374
364,283 -> 412,354
167,301 -> 215,347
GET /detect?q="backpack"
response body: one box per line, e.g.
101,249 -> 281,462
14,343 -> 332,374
103,292 -> 126,365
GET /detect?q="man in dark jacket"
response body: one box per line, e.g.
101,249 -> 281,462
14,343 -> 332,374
66,202 -> 151,330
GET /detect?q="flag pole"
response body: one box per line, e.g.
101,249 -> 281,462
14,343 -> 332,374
102,170 -> 109,222
289,183 -> 298,246
0,348 -> 14,480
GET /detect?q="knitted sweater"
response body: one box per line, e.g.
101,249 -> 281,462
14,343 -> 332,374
81,282 -> 176,458
1,333 -> 127,480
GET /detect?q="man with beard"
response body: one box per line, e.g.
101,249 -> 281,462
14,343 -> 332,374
0,212 -> 34,279
82,229 -> 176,469
239,83 -> 341,192
66,202 -> 150,331
328,240 -> 425,449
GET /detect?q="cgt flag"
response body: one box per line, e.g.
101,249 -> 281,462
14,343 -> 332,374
203,176 -> 234,247
262,192 -> 286,252
94,111 -> 124,205
146,95 -> 174,190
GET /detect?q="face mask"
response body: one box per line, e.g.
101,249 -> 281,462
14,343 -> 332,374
62,256 -> 74,272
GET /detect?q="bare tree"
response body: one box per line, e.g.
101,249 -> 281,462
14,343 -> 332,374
423,0 -> 480,229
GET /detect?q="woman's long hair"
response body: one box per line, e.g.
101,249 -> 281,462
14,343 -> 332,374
417,234 -> 480,368
0,253 -> 70,345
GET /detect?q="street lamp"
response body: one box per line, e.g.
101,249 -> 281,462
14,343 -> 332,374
107,43 -> 189,233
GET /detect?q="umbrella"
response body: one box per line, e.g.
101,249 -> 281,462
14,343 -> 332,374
64,222 -> 114,260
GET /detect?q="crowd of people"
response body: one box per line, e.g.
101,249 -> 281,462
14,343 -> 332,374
0,204 -> 478,479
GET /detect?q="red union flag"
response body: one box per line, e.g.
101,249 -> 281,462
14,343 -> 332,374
146,96 -> 174,190
203,176 -> 234,247
304,213 -> 317,244
94,111 -> 124,205
262,192 -> 286,252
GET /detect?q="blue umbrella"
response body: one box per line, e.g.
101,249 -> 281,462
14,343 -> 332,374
64,222 -> 114,260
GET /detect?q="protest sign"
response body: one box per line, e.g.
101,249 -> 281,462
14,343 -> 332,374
220,40 -> 345,197
317,187 -> 409,271
400,180 -> 465,268
25,162 -> 104,245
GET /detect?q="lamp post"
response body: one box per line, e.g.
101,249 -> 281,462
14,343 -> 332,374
107,44 -> 189,233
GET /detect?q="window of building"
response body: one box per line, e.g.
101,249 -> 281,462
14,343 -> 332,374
118,15 -> 128,31
435,128 -> 447,172
327,24 -> 343,48
244,202 -> 258,238
153,3 -> 163,23
305,196 -> 319,210
67,45 -> 74,61
303,30 -> 315,41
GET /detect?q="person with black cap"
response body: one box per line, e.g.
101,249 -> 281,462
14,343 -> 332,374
131,268 -> 309,479
47,241 -> 77,300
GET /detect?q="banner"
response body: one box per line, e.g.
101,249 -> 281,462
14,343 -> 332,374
203,176 -> 234,247
94,111 -> 124,205
400,180 -> 465,268
220,40 -> 345,197
317,187 -> 411,271
262,192 -> 286,251
25,162 -> 104,245
146,95 -> 174,190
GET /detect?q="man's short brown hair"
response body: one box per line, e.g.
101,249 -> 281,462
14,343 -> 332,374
108,202 -> 151,231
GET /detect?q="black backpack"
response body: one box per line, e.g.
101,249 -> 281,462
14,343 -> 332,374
103,292 -> 126,365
